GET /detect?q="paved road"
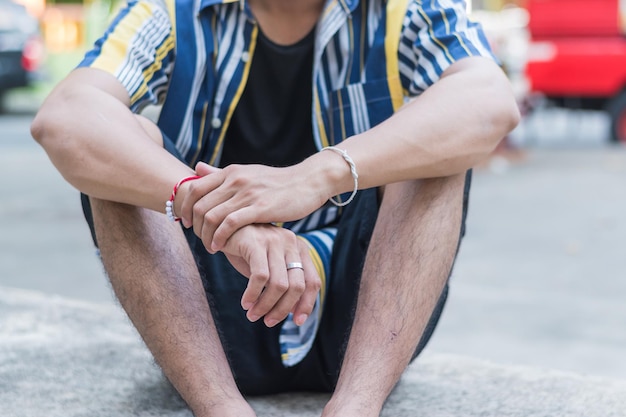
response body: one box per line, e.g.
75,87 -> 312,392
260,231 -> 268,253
430,146 -> 626,379
1,111 -> 625,381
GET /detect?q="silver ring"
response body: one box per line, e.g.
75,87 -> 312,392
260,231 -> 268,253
286,262 -> 304,271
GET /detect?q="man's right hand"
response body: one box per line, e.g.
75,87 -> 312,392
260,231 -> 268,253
220,224 -> 321,328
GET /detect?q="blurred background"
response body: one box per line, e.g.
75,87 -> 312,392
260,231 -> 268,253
1,0 -> 625,384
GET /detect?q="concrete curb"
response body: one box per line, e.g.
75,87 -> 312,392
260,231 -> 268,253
2,286 -> 625,417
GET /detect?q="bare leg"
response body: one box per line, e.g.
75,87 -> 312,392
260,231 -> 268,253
90,184 -> 255,414
322,174 -> 466,417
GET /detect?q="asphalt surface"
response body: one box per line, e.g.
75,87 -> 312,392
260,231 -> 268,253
1,107 -> 625,384
3,285 -> 626,417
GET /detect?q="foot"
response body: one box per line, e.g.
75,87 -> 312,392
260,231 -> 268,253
193,397 -> 257,417
320,397 -> 382,417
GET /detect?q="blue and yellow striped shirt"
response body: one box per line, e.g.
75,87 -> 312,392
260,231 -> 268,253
79,0 -> 494,365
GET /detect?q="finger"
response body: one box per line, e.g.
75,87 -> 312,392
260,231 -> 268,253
291,248 -> 321,326
211,206 -> 264,253
195,161 -> 221,176
263,265 -> 306,327
179,173 -> 224,228
240,248 -> 270,312
246,249 -> 290,325
223,253 -> 251,278
198,199 -> 244,254
195,193 -> 234,252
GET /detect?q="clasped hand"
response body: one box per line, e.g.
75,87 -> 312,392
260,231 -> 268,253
179,161 -> 326,253
176,161 -> 326,327
221,224 -> 321,328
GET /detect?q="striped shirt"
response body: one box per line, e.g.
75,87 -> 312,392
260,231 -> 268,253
79,0 -> 494,366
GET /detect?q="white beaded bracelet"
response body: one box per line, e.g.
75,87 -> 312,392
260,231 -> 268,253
321,146 -> 359,207
165,200 -> 177,222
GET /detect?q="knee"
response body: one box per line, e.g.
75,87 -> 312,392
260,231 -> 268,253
421,173 -> 467,205
89,196 -> 144,229
87,196 -> 166,249
381,173 -> 466,209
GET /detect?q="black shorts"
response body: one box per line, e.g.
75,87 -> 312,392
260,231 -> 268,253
81,134 -> 469,396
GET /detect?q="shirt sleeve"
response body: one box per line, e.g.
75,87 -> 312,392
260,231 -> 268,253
77,0 -> 176,112
398,0 -> 496,97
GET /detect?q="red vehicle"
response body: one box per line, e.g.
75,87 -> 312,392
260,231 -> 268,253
524,0 -> 626,143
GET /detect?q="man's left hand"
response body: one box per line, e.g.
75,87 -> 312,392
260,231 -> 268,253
221,223 -> 321,327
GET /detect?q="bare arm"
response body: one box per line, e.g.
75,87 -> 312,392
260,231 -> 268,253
179,56 -> 520,251
308,56 -> 521,192
30,67 -> 194,212
32,67 -> 322,326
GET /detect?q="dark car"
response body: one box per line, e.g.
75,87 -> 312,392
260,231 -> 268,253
0,0 -> 43,105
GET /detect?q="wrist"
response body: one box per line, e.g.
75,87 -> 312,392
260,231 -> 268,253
320,146 -> 359,206
166,175 -> 201,222
303,146 -> 359,206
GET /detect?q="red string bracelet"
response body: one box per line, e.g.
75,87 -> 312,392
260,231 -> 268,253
165,175 -> 201,222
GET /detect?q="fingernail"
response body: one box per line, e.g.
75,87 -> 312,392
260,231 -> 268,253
295,314 -> 308,326
248,314 -> 260,322
266,318 -> 279,327
242,301 -> 253,310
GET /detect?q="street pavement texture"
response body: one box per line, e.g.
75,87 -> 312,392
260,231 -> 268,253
2,286 -> 626,417
1,111 -> 626,415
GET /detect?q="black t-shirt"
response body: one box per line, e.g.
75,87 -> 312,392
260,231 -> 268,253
219,26 -> 316,168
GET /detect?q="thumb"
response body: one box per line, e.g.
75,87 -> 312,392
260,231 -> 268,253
195,161 -> 221,176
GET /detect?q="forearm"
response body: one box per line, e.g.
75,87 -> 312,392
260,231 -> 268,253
304,57 -> 521,197
31,69 -> 194,212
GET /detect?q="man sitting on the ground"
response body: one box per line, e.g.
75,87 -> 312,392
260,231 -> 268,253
31,0 -> 519,415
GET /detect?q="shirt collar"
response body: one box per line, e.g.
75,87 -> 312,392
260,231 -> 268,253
199,0 -> 241,11
199,0 -> 360,13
